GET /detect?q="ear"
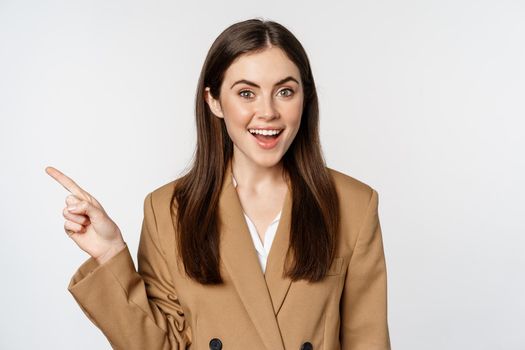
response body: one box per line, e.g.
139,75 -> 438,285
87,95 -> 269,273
204,87 -> 224,119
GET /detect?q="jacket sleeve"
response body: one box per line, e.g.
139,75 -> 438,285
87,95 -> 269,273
339,188 -> 391,349
67,192 -> 192,349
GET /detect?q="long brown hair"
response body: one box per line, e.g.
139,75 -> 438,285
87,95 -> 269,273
171,18 -> 340,285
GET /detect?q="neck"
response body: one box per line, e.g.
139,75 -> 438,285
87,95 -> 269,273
230,156 -> 286,193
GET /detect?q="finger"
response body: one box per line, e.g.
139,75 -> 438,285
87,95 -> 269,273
63,207 -> 91,226
64,220 -> 86,236
66,193 -> 103,212
65,228 -> 76,238
67,200 -> 102,221
65,194 -> 81,206
45,166 -> 91,199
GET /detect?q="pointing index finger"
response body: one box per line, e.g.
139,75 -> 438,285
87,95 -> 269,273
45,166 -> 89,198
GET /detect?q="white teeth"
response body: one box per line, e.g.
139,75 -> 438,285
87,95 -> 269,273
248,129 -> 282,136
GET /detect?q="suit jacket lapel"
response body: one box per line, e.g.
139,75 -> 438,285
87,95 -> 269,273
218,161 -> 292,350
263,183 -> 293,316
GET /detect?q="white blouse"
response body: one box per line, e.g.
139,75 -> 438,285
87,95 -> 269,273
232,174 -> 282,273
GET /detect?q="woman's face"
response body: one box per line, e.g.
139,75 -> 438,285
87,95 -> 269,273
205,46 -> 304,169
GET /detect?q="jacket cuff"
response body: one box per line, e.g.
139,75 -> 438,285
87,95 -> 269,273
68,244 -> 135,296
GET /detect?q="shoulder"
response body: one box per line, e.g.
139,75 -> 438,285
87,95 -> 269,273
326,167 -> 376,199
150,179 -> 178,200
326,167 -> 374,197
326,167 -> 380,253
143,179 -> 180,215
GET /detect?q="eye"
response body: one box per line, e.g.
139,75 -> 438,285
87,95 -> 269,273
239,90 -> 254,99
278,88 -> 294,97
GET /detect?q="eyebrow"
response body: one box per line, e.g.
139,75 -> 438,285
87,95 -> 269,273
230,76 -> 300,89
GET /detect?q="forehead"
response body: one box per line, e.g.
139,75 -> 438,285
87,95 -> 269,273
222,47 -> 301,85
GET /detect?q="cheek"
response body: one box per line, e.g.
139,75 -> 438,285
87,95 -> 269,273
221,104 -> 251,142
221,98 -> 253,123
282,100 -> 303,126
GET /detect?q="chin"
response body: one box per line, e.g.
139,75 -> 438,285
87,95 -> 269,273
233,144 -> 284,168
252,155 -> 284,168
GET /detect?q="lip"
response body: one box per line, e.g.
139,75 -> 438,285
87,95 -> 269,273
248,129 -> 283,150
247,126 -> 285,130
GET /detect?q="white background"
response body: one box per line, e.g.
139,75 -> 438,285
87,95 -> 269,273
1,0 -> 524,349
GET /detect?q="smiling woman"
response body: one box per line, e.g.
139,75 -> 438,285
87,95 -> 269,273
205,47 -> 303,158
48,17 -> 391,350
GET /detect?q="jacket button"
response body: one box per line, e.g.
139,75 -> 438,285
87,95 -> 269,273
209,337 -> 222,350
300,341 -> 313,350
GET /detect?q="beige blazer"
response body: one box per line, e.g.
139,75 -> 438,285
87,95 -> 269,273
68,163 -> 391,350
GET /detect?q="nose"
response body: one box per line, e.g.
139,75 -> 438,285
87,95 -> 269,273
256,93 -> 279,120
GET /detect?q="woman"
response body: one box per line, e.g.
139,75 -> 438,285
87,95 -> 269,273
46,18 -> 391,350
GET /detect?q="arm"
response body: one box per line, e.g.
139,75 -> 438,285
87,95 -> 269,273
68,192 -> 191,349
339,188 -> 391,349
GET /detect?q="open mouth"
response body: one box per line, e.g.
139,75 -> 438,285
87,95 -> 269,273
248,128 -> 283,139
247,128 -> 284,149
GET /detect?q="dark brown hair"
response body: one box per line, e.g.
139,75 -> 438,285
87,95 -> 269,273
171,18 -> 340,284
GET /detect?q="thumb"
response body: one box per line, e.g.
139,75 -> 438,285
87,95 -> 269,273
67,200 -> 104,222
